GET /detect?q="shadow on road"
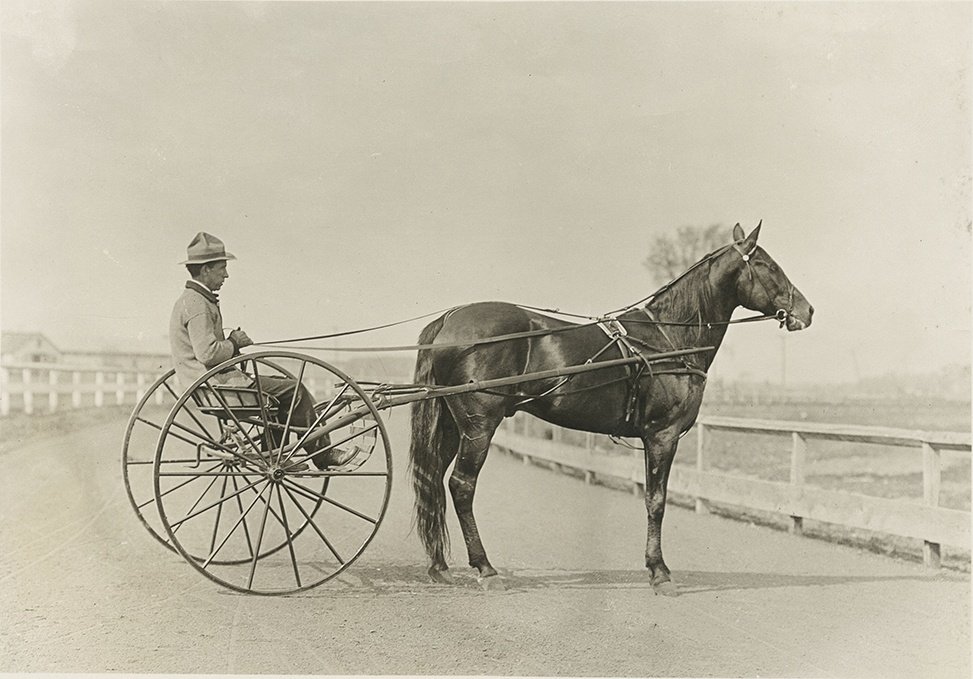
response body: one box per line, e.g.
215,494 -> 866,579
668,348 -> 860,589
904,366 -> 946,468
502,568 -> 968,595
291,564 -> 967,598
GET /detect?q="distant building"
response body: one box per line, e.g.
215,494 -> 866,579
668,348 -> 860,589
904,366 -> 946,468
1,332 -> 61,364
2,331 -> 170,373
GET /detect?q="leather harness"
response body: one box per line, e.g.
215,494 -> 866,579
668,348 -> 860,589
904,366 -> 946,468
592,317 -> 707,427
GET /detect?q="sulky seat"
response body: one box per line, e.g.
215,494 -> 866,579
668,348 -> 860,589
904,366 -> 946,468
190,383 -> 280,421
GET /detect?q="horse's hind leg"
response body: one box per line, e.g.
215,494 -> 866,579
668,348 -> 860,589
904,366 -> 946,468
426,415 -> 459,584
448,411 -> 504,589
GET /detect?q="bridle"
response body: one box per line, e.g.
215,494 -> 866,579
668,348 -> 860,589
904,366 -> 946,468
731,239 -> 792,328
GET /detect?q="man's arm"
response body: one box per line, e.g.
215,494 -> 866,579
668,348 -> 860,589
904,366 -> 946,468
185,313 -> 236,369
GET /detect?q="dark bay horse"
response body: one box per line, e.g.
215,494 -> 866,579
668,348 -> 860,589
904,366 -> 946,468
409,223 -> 813,594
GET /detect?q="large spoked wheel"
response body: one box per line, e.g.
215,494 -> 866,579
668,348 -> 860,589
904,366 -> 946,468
122,369 -> 198,552
122,362 -> 327,565
153,351 -> 392,595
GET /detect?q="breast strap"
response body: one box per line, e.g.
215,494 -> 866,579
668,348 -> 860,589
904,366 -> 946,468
594,319 -> 648,425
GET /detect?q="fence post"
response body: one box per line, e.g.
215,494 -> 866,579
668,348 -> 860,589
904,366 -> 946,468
72,372 -> 82,409
0,366 -> 9,416
922,442 -> 942,569
521,417 -> 532,465
48,369 -> 59,412
695,422 -> 709,514
94,372 -> 104,407
136,373 -> 146,401
584,432 -> 594,485
789,432 -> 807,535
22,368 -> 33,415
115,373 -> 125,405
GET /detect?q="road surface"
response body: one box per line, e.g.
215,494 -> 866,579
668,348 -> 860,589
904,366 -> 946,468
0,411 -> 968,677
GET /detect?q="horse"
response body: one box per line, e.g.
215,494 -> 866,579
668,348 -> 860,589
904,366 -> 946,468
408,222 -> 813,595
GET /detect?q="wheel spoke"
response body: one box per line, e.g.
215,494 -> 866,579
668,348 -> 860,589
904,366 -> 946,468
209,473 -> 230,555
280,483 -> 344,565
249,361 -> 278,457
204,378 -> 265,459
138,460 -> 225,509
275,483 -> 302,588
163,378 -> 215,441
168,418 -> 238,456
274,359 -> 308,467
202,481 -> 270,568
169,470 -> 224,536
287,421 -> 380,469
247,482 -> 276,589
236,475 -> 295,537
282,477 -> 378,524
231,475 -> 256,559
168,477 -> 264,530
281,382 -> 352,466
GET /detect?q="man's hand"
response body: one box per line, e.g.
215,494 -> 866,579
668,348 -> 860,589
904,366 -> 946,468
229,328 -> 253,349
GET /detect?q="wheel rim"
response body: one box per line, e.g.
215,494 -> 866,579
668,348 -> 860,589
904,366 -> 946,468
123,362 -> 327,565
153,352 -> 392,595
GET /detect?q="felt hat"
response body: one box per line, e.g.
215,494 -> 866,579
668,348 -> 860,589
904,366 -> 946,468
178,232 -> 236,265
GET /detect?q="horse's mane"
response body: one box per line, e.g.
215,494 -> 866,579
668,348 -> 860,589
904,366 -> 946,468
645,250 -> 719,329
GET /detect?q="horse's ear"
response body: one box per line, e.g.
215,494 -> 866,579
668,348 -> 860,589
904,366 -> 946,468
732,223 -> 745,241
746,220 -> 762,243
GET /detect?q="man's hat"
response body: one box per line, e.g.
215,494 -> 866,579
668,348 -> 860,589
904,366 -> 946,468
178,232 -> 237,265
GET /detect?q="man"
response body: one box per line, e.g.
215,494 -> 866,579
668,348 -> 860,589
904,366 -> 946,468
170,232 -> 351,471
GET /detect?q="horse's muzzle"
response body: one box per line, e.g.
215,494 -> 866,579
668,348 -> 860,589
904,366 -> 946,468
784,303 -> 813,331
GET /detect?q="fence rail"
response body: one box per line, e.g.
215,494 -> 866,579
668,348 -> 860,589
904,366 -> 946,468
0,362 -> 167,416
492,414 -> 970,570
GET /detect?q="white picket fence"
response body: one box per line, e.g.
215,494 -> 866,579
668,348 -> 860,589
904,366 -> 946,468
492,413 -> 971,570
0,362 -> 333,416
0,362 -> 164,416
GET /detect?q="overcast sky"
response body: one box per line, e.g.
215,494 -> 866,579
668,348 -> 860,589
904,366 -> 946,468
2,1 -> 970,384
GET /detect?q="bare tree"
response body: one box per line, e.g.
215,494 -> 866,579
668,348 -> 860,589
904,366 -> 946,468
642,223 -> 728,286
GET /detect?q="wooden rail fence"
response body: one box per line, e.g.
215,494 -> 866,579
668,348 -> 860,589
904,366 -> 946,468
492,414 -> 971,569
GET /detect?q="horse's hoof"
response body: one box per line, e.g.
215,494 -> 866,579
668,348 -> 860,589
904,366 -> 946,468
478,574 -> 506,592
428,567 -> 455,585
652,580 -> 679,597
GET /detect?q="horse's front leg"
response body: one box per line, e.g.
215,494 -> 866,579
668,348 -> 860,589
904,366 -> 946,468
641,429 -> 680,596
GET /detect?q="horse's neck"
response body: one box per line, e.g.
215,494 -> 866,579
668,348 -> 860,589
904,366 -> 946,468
630,265 -> 739,368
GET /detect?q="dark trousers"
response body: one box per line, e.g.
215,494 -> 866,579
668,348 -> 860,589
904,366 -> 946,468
252,376 -> 330,456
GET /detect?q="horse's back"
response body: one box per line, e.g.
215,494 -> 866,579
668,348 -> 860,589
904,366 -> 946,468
440,301 -> 532,336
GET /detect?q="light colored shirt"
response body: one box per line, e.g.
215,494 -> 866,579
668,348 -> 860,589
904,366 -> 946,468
169,281 -> 250,391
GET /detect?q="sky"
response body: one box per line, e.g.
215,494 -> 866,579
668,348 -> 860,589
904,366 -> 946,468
1,0 -> 970,385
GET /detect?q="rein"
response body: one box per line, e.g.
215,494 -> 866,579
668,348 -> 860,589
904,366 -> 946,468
253,319 -> 606,353
253,236 -> 788,352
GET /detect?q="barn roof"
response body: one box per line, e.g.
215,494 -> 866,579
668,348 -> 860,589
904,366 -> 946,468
1,331 -> 60,354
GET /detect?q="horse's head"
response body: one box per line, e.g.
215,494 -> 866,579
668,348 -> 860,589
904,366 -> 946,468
727,222 -> 813,331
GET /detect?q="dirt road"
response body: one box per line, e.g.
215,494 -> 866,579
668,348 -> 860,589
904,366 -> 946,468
1,411 -> 968,676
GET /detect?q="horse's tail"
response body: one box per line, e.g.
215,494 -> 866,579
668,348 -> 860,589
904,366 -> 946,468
409,315 -> 454,564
